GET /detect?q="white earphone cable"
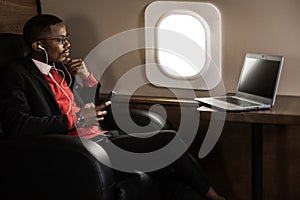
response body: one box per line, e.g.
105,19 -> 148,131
51,66 -> 72,88
39,46 -> 49,65
61,62 -> 73,88
48,72 -> 72,115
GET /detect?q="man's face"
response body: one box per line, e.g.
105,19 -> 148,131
42,22 -> 70,63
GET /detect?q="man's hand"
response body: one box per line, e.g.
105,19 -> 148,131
79,101 -> 111,128
65,58 -> 90,79
95,101 -> 111,122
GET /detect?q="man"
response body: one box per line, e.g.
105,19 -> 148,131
0,14 -> 225,200
0,14 -> 108,138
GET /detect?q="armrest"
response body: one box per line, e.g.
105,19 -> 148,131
100,108 -> 173,133
0,135 -> 115,200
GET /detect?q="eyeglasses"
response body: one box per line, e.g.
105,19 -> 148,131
40,34 -> 70,45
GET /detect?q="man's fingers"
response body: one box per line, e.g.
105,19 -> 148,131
97,110 -> 107,117
97,117 -> 105,122
96,101 -> 111,111
105,101 -> 112,106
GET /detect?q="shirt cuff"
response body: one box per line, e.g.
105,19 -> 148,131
83,73 -> 98,87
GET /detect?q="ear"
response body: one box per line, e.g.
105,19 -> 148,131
31,41 -> 42,52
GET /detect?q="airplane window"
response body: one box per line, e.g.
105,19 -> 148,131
145,1 -> 222,90
157,14 -> 206,78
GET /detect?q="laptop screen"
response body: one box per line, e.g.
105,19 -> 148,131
237,54 -> 283,100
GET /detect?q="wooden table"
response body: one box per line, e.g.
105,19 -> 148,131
197,95 -> 300,200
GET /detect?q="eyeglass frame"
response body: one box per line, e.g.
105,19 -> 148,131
38,34 -> 70,45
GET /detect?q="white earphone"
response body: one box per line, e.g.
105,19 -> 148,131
38,45 -> 45,51
38,45 -> 49,64
36,45 -> 73,114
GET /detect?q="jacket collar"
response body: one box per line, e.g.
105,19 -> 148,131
32,58 -> 52,75
23,56 -> 57,102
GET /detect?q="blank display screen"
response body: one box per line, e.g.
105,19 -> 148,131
237,58 -> 280,99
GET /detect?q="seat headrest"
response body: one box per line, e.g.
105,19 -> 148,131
0,33 -> 30,66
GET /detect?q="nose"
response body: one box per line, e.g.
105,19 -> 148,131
64,39 -> 70,48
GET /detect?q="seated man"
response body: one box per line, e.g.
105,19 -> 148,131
0,14 -> 225,200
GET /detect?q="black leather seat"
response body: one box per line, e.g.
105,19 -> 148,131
0,135 -> 115,200
0,33 -> 172,200
0,33 -> 30,65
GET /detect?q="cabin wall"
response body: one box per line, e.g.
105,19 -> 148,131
0,0 -> 38,33
41,0 -> 300,97
1,0 -> 300,199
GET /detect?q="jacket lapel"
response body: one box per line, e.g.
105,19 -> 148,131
24,57 -> 57,102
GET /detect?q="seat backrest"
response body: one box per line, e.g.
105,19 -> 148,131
0,33 -> 30,136
0,33 -> 30,67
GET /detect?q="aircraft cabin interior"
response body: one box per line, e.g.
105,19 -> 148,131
0,0 -> 299,200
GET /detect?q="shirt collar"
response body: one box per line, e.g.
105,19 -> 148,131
32,59 -> 53,75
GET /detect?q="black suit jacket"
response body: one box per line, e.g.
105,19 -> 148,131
0,56 -> 96,138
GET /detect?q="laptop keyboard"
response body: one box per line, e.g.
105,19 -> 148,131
216,97 -> 260,107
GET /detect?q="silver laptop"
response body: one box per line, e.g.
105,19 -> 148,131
194,53 -> 284,111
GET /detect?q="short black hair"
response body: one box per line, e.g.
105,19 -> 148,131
23,14 -> 63,46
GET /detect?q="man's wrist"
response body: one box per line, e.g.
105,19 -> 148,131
76,114 -> 85,128
79,71 -> 90,80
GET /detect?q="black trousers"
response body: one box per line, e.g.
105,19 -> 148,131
92,130 -> 211,199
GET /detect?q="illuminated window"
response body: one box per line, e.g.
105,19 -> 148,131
145,1 -> 221,90
157,13 -> 206,78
